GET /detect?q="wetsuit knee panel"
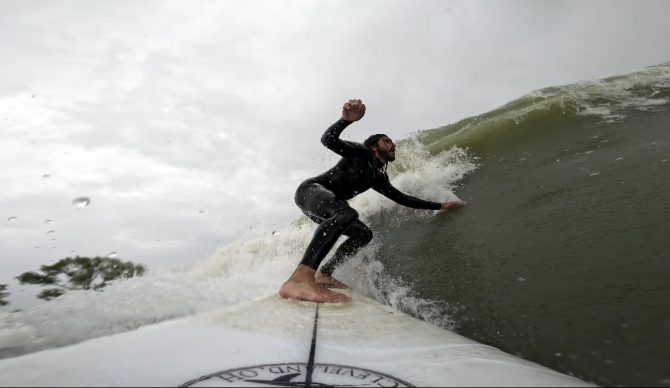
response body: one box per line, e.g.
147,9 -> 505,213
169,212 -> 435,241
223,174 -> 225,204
334,207 -> 359,225
352,224 -> 373,245
360,227 -> 373,244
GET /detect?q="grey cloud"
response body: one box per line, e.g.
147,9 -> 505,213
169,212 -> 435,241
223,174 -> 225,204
3,0 -> 670,311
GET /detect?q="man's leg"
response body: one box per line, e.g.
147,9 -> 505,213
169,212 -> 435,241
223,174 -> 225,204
280,182 -> 358,303
316,220 -> 373,286
298,207 -> 360,270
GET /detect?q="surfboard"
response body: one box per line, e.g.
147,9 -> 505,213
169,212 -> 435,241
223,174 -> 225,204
0,290 -> 593,387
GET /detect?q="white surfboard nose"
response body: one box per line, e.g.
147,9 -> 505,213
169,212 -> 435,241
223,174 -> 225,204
0,291 -> 593,387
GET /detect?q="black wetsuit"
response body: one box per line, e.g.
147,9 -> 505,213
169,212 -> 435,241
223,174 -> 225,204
295,119 -> 442,275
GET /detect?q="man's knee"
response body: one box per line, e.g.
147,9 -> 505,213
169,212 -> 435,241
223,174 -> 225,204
348,223 -> 373,246
334,207 -> 359,225
359,226 -> 373,245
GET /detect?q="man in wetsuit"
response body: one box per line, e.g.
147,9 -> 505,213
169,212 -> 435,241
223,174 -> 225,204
279,99 -> 464,303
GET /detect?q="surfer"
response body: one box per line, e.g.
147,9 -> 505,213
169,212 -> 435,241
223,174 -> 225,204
279,99 -> 464,303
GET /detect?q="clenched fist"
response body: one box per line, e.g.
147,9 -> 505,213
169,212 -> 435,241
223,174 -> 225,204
342,99 -> 366,122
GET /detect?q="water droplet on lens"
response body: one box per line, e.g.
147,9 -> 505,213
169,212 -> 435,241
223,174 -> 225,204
516,277 -> 526,282
272,231 -> 279,236
199,210 -> 205,214
107,252 -> 118,258
47,230 -> 55,235
616,157 -> 623,161
72,197 -> 91,208
45,219 -> 54,224
42,174 -> 51,179
8,217 -> 17,223
589,172 -> 600,177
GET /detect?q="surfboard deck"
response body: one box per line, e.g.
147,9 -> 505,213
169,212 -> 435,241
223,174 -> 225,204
0,290 -> 593,387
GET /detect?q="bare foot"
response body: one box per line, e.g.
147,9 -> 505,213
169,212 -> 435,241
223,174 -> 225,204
280,265 -> 351,303
315,272 -> 348,289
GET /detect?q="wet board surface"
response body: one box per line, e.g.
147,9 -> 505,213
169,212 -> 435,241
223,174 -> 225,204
0,290 -> 593,387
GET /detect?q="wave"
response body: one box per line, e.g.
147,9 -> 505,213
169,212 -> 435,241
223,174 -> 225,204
417,62 -> 670,155
4,61 -> 667,364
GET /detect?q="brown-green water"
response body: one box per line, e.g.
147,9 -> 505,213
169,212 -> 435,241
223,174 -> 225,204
370,64 -> 670,386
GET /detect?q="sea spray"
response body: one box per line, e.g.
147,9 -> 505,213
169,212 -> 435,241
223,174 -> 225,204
0,271 -> 212,358
350,142 -> 478,222
336,248 -> 458,330
0,143 -> 476,359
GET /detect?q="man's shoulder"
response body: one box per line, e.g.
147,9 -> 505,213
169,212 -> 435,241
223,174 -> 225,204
339,140 -> 370,155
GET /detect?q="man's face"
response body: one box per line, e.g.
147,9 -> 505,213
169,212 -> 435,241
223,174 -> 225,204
376,136 -> 396,162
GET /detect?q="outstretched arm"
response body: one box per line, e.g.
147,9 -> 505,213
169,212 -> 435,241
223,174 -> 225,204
374,174 -> 465,211
374,181 -> 442,210
321,99 -> 368,157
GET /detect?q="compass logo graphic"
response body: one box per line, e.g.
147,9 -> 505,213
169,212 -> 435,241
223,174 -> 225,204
180,362 -> 414,387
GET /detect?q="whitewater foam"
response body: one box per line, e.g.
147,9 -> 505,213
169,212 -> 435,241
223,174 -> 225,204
416,63 -> 670,156
350,141 -> 477,221
0,142 -> 476,359
547,63 -> 670,122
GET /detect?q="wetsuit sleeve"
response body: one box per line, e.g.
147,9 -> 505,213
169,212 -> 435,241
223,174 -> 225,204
321,119 -> 368,157
373,173 -> 442,210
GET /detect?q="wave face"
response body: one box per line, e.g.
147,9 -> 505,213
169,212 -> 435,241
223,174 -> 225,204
2,63 -> 669,386
399,62 -> 669,387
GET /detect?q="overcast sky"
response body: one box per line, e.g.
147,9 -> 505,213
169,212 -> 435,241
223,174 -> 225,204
2,0 -> 670,307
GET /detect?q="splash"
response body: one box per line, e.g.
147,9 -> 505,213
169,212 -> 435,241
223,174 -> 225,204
0,142 -> 475,359
336,247 -> 457,330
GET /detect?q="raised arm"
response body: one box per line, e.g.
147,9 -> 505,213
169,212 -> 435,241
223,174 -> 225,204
321,99 -> 368,157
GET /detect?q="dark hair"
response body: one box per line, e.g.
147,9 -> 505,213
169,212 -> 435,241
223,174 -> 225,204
363,134 -> 388,151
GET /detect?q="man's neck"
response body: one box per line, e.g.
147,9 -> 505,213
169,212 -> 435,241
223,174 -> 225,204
373,152 -> 387,168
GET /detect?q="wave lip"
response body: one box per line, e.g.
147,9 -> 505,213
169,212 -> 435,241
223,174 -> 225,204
418,62 -> 670,154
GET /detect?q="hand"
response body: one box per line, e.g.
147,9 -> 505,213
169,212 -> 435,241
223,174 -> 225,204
342,99 -> 366,122
440,199 -> 465,211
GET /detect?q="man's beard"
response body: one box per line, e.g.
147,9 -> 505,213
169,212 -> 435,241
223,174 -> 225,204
384,150 -> 396,162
